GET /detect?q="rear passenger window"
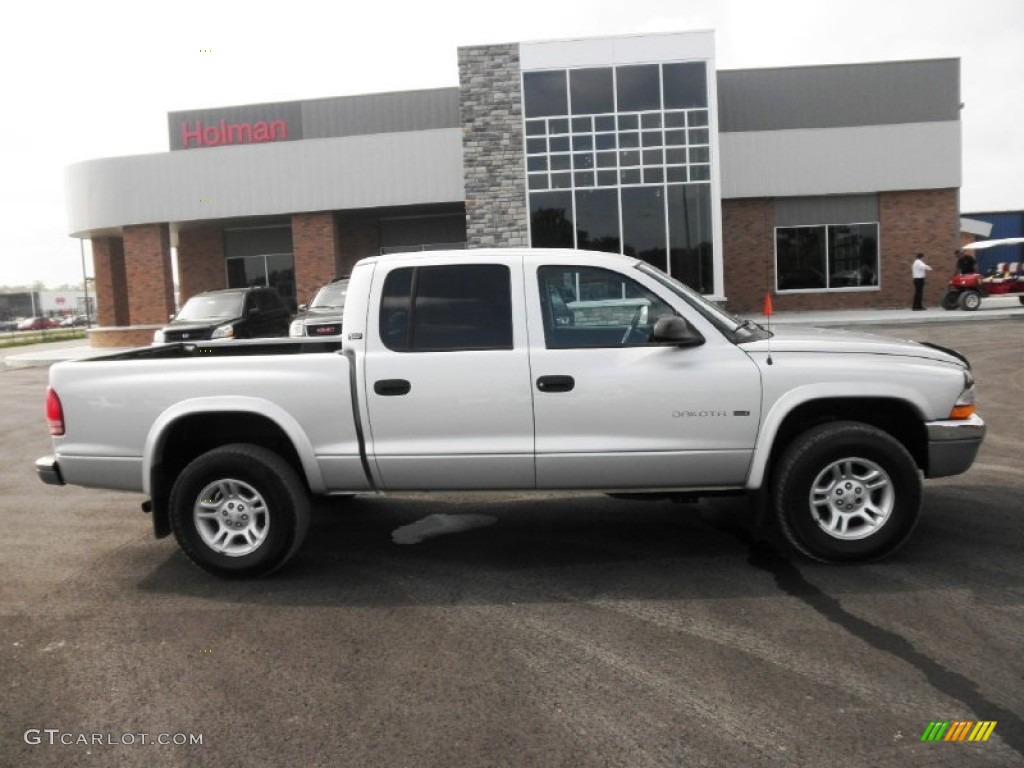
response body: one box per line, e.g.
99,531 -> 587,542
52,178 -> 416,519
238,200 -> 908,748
380,264 -> 513,352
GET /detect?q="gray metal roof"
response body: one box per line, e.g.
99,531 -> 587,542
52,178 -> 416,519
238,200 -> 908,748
66,129 -> 465,236
717,59 -> 960,133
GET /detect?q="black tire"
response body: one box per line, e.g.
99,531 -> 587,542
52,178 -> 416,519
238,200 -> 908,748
169,443 -> 310,578
941,291 -> 960,311
771,422 -> 921,563
959,290 -> 982,311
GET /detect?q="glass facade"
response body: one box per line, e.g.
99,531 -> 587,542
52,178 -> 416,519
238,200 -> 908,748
775,223 -> 879,292
524,62 -> 716,294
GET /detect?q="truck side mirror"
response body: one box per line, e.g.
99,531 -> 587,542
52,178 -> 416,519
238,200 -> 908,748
651,316 -> 704,347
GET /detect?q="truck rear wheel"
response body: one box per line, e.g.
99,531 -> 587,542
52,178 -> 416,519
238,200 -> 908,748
771,422 -> 921,563
169,443 -> 310,577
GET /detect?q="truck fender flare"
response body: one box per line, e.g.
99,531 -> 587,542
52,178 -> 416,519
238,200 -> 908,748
142,396 -> 326,495
745,382 -> 929,490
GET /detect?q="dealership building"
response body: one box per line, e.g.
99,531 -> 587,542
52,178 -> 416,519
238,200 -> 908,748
66,31 -> 963,347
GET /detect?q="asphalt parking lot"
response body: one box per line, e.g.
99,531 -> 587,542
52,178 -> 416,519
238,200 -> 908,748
1,319 -> 1022,767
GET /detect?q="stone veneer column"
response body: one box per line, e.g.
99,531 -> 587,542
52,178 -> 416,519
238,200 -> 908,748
292,212 -> 342,306
90,236 -> 129,327
177,226 -> 227,304
122,224 -> 175,326
458,43 -> 529,248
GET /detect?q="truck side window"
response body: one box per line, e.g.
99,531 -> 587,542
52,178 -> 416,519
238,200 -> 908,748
538,265 -> 676,348
380,264 -> 513,352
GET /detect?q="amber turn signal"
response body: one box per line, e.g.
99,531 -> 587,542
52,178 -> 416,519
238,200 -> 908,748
949,404 -> 976,420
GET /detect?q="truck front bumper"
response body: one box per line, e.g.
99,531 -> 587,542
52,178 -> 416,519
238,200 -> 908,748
925,414 -> 986,478
36,456 -> 65,486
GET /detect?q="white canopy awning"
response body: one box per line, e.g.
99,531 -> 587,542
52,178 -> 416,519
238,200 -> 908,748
962,237 -> 1024,251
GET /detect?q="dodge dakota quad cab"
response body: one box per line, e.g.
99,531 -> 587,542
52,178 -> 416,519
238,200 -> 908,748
36,249 -> 985,577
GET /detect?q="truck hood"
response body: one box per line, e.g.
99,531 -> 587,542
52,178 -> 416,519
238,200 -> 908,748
740,325 -> 969,368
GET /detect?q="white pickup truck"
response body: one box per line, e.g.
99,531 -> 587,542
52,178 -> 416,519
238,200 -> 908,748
36,249 -> 985,577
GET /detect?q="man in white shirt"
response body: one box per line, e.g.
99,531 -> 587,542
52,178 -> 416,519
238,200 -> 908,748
911,253 -> 932,310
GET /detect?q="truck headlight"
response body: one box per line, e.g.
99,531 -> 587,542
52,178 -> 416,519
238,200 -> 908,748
211,324 -> 235,339
289,320 -> 304,337
152,329 -> 165,344
949,371 -> 977,420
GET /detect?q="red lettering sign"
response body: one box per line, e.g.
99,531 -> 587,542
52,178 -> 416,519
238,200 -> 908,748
180,119 -> 288,149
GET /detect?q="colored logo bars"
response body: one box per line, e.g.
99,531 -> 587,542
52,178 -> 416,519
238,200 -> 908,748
920,721 -> 997,742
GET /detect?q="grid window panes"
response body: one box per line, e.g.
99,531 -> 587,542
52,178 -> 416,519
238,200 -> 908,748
524,60 -> 715,293
776,223 -> 880,292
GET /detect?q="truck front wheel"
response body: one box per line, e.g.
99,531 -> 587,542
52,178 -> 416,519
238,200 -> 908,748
169,443 -> 310,577
772,422 -> 921,563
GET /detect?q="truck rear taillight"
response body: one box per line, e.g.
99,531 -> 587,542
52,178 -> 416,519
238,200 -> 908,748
45,387 -> 65,436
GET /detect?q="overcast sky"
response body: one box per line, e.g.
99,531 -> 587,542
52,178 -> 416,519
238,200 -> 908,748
1,0 -> 1021,288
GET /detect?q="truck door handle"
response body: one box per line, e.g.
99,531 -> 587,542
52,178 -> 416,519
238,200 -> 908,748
536,375 -> 575,393
374,379 -> 411,396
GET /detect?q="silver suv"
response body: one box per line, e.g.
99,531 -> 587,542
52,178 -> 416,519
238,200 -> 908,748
289,277 -> 349,338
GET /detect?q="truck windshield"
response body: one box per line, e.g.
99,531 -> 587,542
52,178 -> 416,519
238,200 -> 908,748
176,294 -> 244,321
310,279 -> 349,309
635,262 -> 771,342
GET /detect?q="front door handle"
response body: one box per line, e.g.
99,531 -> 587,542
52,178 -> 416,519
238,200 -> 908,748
536,375 -> 575,393
374,379 -> 411,396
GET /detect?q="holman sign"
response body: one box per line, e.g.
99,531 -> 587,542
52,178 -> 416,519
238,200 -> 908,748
168,102 -> 303,150
179,119 -> 289,148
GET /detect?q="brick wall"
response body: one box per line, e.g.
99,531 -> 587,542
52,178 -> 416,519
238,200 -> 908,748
337,213 -> 380,276
88,327 -> 162,348
721,188 -> 960,314
122,224 -> 174,325
177,226 -> 226,304
458,43 -> 529,248
722,199 -> 774,314
292,213 -> 342,305
90,236 -> 129,327
880,188 -> 960,310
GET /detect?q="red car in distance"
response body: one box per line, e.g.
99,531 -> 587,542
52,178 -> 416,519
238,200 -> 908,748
17,317 -> 59,331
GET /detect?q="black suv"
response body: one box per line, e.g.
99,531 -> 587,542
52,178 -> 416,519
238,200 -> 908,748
289,277 -> 349,338
154,287 -> 291,344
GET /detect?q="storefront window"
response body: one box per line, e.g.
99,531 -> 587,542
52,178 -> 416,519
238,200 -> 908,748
523,71 -> 568,118
668,184 -> 713,295
575,189 -> 620,253
616,65 -> 661,112
570,68 -> 614,115
662,62 -> 708,109
776,223 -> 879,292
226,254 -> 295,306
621,187 -> 667,271
530,191 -> 574,248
